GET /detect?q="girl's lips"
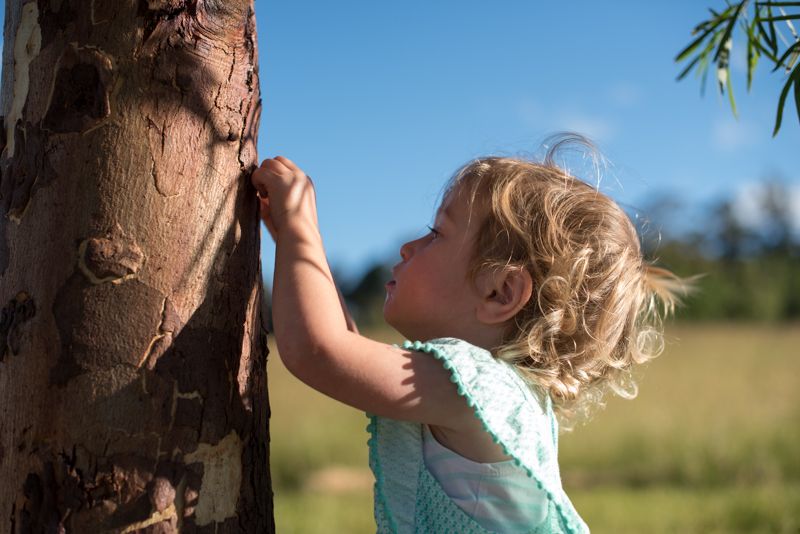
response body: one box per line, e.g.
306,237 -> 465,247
385,280 -> 396,290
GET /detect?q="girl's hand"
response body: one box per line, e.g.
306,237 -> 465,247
255,156 -> 359,333
251,156 -> 318,239
256,193 -> 278,242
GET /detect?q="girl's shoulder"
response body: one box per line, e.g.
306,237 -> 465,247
404,337 -> 550,413
402,338 -> 556,454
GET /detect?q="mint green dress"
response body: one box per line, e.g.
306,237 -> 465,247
366,338 -> 589,533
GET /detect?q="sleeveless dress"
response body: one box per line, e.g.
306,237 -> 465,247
422,423 -> 550,531
366,338 -> 589,533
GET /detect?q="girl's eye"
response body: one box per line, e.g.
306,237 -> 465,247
426,225 -> 441,239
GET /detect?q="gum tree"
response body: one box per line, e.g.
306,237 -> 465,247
0,1 -> 272,532
676,1 -> 800,136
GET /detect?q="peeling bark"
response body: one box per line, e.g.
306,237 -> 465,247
0,1 -> 272,532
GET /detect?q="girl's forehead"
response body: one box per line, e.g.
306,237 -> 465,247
437,193 -> 455,214
437,188 -> 484,229
439,182 -> 470,209
436,193 -> 461,220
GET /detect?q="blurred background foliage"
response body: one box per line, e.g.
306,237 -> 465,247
287,175 -> 800,328
639,177 -> 800,323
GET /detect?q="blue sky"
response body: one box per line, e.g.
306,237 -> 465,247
2,2 -> 797,284
257,1 -> 799,282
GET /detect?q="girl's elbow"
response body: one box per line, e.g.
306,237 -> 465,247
276,339 -> 306,374
276,338 -> 326,382
277,345 -> 299,374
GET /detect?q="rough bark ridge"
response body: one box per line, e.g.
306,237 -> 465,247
0,0 -> 272,532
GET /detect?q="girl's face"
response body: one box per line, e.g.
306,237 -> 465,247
383,189 -> 484,341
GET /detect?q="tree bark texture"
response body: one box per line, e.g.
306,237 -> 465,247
0,1 -> 272,532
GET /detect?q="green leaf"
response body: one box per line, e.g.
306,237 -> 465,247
676,26 -> 719,62
676,25 -> 725,86
677,54 -> 704,81
772,79 -> 791,135
762,4 -> 781,51
757,1 -> 800,7
699,54 -> 711,96
768,5 -> 780,41
757,16 -> 779,53
747,18 -> 761,89
794,73 -> 800,126
772,62 -> 800,135
677,6 -> 739,64
714,2 -> 748,63
752,34 -> 782,62
726,70 -> 739,117
771,40 -> 800,71
758,14 -> 800,22
697,31 -> 724,96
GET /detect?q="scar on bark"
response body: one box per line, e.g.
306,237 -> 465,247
42,44 -> 113,134
78,223 -> 145,285
12,452 -> 188,533
2,121 -> 57,225
0,291 -> 36,362
138,296 -> 182,370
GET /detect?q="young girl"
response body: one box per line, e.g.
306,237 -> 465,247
251,136 -> 685,533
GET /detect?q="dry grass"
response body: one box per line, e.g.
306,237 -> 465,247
267,323 -> 800,533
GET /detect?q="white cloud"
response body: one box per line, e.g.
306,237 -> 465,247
733,182 -> 767,227
733,181 -> 800,233
607,82 -> 642,108
516,98 -> 617,143
793,186 -> 800,233
711,117 -> 756,151
558,112 -> 616,142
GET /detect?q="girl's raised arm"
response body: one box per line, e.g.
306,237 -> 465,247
251,157 -> 469,429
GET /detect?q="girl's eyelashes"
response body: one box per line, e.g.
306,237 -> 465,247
426,225 -> 441,239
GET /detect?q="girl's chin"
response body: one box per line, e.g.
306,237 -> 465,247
387,322 -> 427,343
381,313 -> 409,339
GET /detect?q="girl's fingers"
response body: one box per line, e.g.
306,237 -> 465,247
262,157 -> 293,175
254,156 -> 304,185
251,167 -> 270,194
259,196 -> 278,240
253,157 -> 314,237
253,157 -> 299,191
273,155 -> 299,171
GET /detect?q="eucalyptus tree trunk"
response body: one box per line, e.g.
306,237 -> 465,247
0,1 -> 272,532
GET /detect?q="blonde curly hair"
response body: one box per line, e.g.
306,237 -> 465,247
447,135 -> 689,427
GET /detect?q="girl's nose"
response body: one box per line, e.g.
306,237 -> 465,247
400,240 -> 414,261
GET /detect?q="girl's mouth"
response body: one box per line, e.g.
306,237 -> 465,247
385,280 -> 396,290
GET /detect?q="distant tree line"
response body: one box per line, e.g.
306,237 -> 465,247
329,179 -> 799,327
639,179 -> 799,322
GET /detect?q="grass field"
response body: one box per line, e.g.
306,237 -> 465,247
266,323 -> 800,533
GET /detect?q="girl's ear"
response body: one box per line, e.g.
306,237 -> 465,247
474,267 -> 533,325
